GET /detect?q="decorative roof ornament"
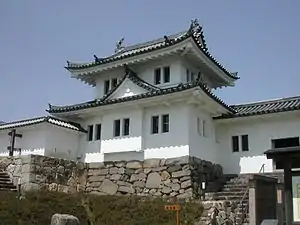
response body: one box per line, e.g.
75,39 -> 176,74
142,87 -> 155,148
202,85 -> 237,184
188,19 -> 202,34
93,54 -> 102,63
115,37 -> 125,53
164,35 -> 173,44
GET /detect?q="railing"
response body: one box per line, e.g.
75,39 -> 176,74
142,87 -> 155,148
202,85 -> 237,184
236,163 -> 265,225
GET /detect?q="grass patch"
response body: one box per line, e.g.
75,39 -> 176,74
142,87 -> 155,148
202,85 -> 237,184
0,191 -> 203,225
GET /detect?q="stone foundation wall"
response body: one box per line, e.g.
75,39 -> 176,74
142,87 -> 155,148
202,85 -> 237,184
0,154 -> 223,199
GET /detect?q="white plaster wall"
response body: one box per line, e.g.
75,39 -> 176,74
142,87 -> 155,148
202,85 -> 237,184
0,124 -> 46,156
216,112 -> 300,174
143,103 -> 190,159
94,56 -> 187,100
79,116 -> 103,163
188,105 -> 217,162
79,102 -> 190,162
101,108 -> 143,153
44,124 -> 81,161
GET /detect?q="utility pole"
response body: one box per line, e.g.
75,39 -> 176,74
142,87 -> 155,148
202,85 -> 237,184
7,129 -> 22,156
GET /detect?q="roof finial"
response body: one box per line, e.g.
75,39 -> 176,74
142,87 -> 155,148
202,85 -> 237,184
189,19 -> 200,33
48,103 -> 52,110
164,35 -> 172,44
115,37 -> 125,53
94,54 -> 100,63
66,61 -> 70,66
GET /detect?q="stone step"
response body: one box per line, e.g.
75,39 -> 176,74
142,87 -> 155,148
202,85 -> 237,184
223,183 -> 248,189
0,177 -> 12,182
0,183 -> 17,189
210,195 -> 249,201
0,188 -> 17,192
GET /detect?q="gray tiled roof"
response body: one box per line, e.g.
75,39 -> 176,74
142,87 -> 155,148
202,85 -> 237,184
66,20 -> 238,80
0,116 -> 86,132
215,96 -> 300,119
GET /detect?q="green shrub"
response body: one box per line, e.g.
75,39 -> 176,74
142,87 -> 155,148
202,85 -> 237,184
0,191 -> 203,225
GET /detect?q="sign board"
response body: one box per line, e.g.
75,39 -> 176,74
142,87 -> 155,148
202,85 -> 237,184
164,205 -> 181,211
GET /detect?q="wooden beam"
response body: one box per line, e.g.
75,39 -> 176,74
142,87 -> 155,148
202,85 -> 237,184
283,159 -> 293,225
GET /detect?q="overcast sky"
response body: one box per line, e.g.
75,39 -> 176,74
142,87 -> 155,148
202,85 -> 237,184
1,0 -> 299,122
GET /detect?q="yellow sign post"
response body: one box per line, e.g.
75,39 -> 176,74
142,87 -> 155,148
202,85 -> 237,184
164,204 -> 181,225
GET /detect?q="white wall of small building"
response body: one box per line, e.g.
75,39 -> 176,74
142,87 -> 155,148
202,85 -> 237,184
44,124 -> 81,161
0,123 -> 82,160
215,111 -> 300,174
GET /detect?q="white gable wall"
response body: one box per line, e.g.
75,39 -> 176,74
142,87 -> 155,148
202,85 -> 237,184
108,78 -> 148,99
216,111 -> 300,174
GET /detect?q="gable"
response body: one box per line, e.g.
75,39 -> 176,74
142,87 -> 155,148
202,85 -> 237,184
107,78 -> 149,100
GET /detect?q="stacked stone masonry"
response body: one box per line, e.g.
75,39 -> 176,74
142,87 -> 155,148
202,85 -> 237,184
0,154 -> 224,198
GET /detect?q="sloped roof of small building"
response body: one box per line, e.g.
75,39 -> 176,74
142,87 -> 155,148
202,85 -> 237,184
0,116 -> 86,132
214,96 -> 300,119
65,19 -> 239,81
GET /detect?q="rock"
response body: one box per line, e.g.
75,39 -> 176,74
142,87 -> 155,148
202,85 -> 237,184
133,181 -> 145,188
165,156 -> 189,165
130,173 -> 146,182
118,167 -> 125,174
161,171 -> 170,180
171,183 -> 181,191
162,186 -> 172,194
180,176 -> 190,182
51,213 -> 80,225
181,179 -> 192,189
99,179 -> 118,195
143,159 -> 161,168
126,161 -> 142,169
171,170 -> 191,178
118,185 -> 135,194
146,172 -> 161,188
167,165 -> 182,173
109,167 -> 119,174
49,183 -> 58,191
88,176 -> 105,182
144,168 -> 152,174
110,174 -> 122,181
89,162 -> 104,169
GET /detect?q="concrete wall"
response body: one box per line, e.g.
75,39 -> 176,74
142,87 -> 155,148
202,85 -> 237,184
216,111 -> 300,174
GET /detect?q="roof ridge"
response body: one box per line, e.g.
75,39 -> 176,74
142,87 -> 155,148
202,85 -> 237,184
232,95 -> 300,107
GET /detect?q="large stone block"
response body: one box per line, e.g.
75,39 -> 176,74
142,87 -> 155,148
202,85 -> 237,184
51,214 -> 80,225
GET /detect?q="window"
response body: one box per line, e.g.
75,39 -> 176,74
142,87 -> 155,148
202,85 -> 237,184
162,114 -> 169,133
163,67 -> 170,83
191,72 -> 195,82
272,137 -> 300,149
123,118 -> 130,136
154,68 -> 161,84
232,136 -> 239,152
186,69 -> 190,82
95,124 -> 101,141
151,116 -> 159,134
87,125 -> 94,142
113,120 -> 121,137
104,80 -> 110,94
197,118 -> 201,135
202,120 -> 206,137
112,78 -> 118,88
241,135 -> 249,151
